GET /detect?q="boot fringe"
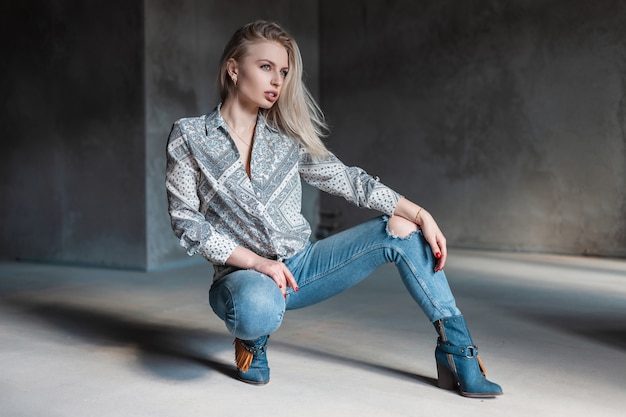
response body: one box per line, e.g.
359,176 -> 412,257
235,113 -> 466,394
477,355 -> 487,377
234,338 -> 253,373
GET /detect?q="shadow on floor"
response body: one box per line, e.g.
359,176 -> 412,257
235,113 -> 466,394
2,296 -> 440,387
275,338 -> 439,389
2,297 -> 236,382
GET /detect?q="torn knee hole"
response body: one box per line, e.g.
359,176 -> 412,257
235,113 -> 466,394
386,216 -> 419,239
387,227 -> 413,239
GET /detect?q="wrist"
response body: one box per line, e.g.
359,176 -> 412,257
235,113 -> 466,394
414,207 -> 424,226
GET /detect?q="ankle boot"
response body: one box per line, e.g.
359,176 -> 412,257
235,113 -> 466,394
234,335 -> 270,385
433,315 -> 503,398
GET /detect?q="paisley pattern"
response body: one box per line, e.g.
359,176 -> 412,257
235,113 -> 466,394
166,106 -> 400,278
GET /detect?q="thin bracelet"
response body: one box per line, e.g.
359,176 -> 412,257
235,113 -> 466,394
414,207 -> 423,225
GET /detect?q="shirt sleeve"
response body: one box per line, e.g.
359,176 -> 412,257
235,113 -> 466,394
298,147 -> 402,216
165,121 -> 238,265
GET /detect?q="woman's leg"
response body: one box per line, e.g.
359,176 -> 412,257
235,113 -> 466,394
284,215 -> 501,397
209,269 -> 284,385
284,215 -> 460,321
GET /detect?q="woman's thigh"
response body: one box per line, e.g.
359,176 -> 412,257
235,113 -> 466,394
284,216 -> 400,309
284,216 -> 458,320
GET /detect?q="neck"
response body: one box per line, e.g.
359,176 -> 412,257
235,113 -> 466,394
221,98 -> 258,131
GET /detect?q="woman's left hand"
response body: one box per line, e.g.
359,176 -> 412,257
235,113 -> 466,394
394,198 -> 447,272
415,209 -> 447,272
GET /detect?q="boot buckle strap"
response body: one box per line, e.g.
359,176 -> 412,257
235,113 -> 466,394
463,345 -> 478,359
437,339 -> 479,358
242,343 -> 267,356
234,336 -> 269,356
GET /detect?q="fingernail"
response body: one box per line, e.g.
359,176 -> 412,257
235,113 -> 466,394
279,284 -> 283,289
284,293 -> 287,298
295,287 -> 299,292
435,252 -> 441,259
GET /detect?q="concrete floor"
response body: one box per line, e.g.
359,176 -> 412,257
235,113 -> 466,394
1,249 -> 625,417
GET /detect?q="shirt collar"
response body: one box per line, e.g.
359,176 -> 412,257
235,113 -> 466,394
206,103 -> 271,135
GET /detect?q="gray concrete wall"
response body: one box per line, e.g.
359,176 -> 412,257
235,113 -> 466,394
0,1 -> 147,268
319,0 -> 626,258
4,0 -> 624,269
0,0 -> 321,269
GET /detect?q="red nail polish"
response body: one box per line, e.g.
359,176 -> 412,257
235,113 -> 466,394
435,252 -> 441,259
284,294 -> 287,298
295,287 -> 299,292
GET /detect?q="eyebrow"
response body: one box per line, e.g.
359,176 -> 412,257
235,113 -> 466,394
257,59 -> 289,70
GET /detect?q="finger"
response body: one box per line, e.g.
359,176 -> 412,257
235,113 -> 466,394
267,268 -> 287,296
429,242 -> 442,263
435,239 -> 447,271
436,253 -> 446,271
275,273 -> 287,298
282,265 -> 299,292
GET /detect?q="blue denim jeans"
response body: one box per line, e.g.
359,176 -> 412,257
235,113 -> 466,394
209,216 -> 461,341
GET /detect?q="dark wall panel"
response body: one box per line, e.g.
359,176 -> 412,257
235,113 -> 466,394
0,0 -> 146,267
319,0 -> 626,257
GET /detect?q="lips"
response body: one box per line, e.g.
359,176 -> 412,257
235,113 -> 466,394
265,91 -> 278,103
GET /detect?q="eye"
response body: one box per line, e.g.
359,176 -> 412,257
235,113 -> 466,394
280,69 -> 288,77
260,64 -> 271,70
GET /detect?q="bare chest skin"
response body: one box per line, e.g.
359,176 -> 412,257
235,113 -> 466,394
235,138 -> 253,178
225,122 -> 254,178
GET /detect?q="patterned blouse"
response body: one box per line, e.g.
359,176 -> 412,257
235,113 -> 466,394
166,106 -> 401,279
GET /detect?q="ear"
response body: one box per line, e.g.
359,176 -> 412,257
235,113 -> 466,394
226,58 -> 239,78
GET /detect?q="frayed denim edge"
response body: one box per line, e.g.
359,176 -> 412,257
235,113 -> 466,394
382,215 -> 422,240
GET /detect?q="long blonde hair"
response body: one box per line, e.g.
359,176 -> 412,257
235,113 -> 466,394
218,21 -> 330,157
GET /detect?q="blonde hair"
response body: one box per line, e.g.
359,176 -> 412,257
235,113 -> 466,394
218,21 -> 330,157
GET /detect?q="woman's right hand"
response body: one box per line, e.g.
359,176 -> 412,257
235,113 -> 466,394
252,258 -> 299,298
226,246 -> 298,298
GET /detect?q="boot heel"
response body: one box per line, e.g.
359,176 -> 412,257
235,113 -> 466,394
436,363 -> 457,390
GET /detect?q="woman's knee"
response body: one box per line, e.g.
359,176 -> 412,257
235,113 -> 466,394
387,215 -> 419,238
210,271 -> 285,340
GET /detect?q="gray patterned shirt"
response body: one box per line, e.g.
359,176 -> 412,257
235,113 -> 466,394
166,106 -> 401,279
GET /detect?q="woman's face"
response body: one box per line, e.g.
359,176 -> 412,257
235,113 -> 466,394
230,41 -> 289,110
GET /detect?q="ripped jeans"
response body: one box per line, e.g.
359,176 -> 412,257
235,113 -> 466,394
209,216 -> 461,341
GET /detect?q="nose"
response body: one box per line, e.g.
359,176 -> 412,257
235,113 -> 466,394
271,71 -> 282,87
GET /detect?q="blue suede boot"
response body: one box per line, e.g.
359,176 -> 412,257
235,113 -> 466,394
234,336 -> 270,385
434,315 -> 503,398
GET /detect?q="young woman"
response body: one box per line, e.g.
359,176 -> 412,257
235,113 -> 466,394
166,20 -> 502,398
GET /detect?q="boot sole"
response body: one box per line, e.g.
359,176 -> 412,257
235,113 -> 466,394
237,376 -> 270,386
